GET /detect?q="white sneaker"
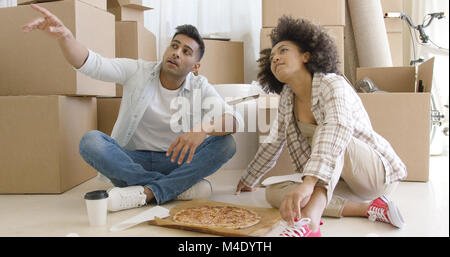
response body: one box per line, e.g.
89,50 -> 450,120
107,186 -> 147,212
176,179 -> 213,200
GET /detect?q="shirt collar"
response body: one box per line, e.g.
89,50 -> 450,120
284,73 -> 321,106
151,61 -> 193,93
311,73 -> 322,106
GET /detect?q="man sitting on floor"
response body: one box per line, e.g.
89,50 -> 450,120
23,4 -> 243,211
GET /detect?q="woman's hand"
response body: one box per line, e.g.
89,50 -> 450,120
279,176 -> 318,225
235,179 -> 256,195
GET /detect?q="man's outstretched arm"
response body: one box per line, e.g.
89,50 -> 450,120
22,4 -> 88,69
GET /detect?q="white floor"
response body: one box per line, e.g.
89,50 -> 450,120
0,155 -> 448,237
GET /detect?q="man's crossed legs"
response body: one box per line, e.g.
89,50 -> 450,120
79,130 -> 236,211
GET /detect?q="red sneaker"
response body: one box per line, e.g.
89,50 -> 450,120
279,218 -> 322,237
366,195 -> 405,228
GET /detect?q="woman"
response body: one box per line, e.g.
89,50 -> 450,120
235,16 -> 407,237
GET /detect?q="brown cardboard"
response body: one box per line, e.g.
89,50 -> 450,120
107,6 -> 144,23
382,0 -> 403,66
0,0 -> 116,97
387,32 -> 403,66
18,0 -> 107,10
356,66 -> 415,93
0,95 -> 98,194
97,97 -> 122,136
357,58 -> 435,93
260,26 -> 345,74
358,93 -> 430,182
107,0 -> 152,23
107,0 -> 151,10
381,0 -> 403,12
356,58 -> 435,181
262,0 -> 345,27
115,21 -> 156,96
416,57 -> 435,93
256,58 -> 434,182
199,40 -> 244,84
381,0 -> 403,33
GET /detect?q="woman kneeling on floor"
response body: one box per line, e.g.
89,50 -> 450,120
235,16 -> 407,237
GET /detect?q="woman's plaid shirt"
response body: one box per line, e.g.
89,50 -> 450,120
241,73 -> 407,187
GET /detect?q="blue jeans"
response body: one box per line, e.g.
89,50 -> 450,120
79,130 -> 236,205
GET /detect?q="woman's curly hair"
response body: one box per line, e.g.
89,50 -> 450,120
258,16 -> 341,94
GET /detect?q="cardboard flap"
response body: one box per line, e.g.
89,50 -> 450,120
356,66 -> 415,93
417,57 -> 435,93
123,4 -> 152,11
108,0 -> 152,10
150,199 -> 281,237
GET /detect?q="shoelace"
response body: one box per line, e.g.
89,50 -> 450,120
279,218 -> 312,237
367,206 -> 390,223
119,190 -> 146,208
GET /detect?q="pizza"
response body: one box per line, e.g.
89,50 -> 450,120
172,205 -> 261,229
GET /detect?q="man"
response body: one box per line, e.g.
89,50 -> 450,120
23,4 -> 243,211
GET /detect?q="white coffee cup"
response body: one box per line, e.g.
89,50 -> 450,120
84,190 -> 109,226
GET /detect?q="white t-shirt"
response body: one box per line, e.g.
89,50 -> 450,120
130,81 -> 182,152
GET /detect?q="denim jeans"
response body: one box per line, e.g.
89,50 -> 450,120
79,130 -> 236,205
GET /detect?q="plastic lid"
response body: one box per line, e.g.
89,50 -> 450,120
84,190 -> 109,200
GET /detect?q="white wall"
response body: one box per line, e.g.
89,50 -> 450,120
142,0 -> 262,84
0,0 -> 17,8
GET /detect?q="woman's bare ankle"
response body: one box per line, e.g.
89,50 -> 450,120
342,201 -> 370,217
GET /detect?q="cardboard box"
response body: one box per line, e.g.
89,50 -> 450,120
199,40 -> 244,84
115,21 -> 156,96
387,32 -> 403,66
256,58 -> 434,183
0,96 -> 98,193
358,93 -> 430,182
262,0 -> 345,27
356,58 -> 435,182
0,0 -> 116,97
260,26 -> 345,74
382,0 -> 403,66
18,0 -> 107,10
97,97 -> 121,136
107,0 -> 152,23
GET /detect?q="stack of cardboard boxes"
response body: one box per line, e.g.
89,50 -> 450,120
0,0 -> 157,193
0,0 -> 114,193
106,0 -> 155,96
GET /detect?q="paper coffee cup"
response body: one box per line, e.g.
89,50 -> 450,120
84,190 -> 109,226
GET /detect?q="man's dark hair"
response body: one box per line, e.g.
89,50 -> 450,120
257,16 -> 341,94
172,24 -> 205,61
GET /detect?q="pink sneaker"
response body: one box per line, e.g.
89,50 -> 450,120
279,218 -> 322,237
366,195 -> 405,228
